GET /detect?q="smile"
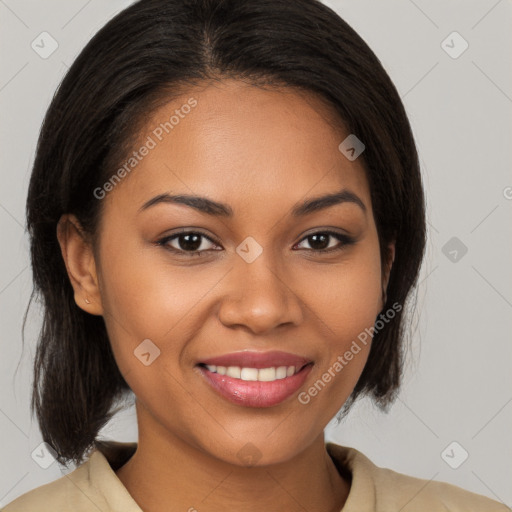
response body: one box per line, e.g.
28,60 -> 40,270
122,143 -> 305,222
196,351 -> 314,408
204,364 -> 300,382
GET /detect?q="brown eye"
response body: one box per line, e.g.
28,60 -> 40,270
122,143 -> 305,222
294,231 -> 355,253
157,231 -> 220,256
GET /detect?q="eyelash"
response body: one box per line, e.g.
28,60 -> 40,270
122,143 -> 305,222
155,229 -> 355,257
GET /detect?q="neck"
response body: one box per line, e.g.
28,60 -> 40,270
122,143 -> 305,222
115,409 -> 350,512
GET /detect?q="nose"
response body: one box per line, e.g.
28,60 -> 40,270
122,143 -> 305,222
218,252 -> 304,335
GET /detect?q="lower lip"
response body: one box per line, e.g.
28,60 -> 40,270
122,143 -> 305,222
198,364 -> 313,408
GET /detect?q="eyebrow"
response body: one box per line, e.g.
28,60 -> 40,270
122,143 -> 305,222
138,188 -> 366,217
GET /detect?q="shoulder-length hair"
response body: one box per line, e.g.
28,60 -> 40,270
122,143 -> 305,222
25,0 -> 426,466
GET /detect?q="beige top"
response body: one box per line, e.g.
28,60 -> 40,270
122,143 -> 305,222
2,441 -> 509,511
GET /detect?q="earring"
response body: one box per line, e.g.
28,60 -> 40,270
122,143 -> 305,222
85,298 -> 91,304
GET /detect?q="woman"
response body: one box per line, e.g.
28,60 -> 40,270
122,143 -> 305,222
4,0 -> 508,510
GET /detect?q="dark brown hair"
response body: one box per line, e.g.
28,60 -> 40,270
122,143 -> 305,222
24,0 -> 426,466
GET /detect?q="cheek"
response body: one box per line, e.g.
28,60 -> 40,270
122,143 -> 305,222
294,238 -> 383,413
300,240 -> 383,342
96,234 -> 225,376
97,222 -> 382,394
99,225 -> 383,342
95,235 -> 174,363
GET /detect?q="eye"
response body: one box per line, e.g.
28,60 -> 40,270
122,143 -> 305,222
294,230 -> 355,254
156,231 -> 221,257
156,229 -> 355,258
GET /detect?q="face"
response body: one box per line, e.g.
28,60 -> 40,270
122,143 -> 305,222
60,79 -> 394,466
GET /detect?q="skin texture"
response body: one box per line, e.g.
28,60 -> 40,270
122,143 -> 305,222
57,79 -> 394,512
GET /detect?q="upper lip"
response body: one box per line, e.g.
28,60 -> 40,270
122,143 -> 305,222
199,350 -> 312,369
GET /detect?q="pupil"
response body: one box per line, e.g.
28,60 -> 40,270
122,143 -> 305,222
310,233 -> 329,250
180,234 -> 201,251
177,234 -> 331,252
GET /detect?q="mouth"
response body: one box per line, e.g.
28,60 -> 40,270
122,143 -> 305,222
199,362 -> 308,382
196,351 -> 314,408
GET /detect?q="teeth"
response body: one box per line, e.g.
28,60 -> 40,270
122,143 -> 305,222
240,367 -> 258,381
258,367 -> 276,381
276,366 -> 287,379
204,365 -> 298,382
226,366 -> 241,379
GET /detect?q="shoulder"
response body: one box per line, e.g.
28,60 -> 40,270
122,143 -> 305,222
369,463 -> 509,511
2,442 -> 139,512
326,442 -> 510,512
1,459 -> 107,512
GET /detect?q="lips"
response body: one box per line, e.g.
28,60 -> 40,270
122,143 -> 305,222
196,350 -> 314,408
199,350 -> 311,369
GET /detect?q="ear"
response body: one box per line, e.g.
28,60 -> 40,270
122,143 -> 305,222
381,239 -> 396,309
56,214 -> 103,315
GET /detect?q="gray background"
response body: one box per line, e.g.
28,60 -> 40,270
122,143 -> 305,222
1,0 -> 511,507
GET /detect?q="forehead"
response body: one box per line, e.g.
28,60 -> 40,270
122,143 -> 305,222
102,79 -> 371,221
